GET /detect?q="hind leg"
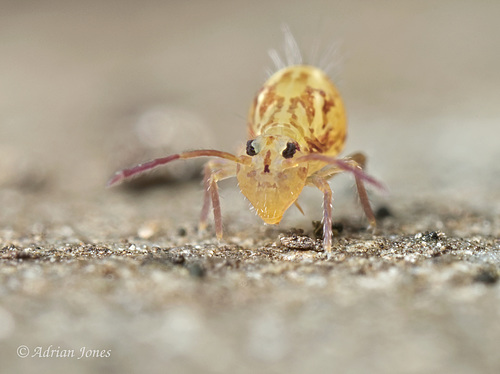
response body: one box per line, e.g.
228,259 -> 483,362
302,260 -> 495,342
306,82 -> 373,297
346,153 -> 376,229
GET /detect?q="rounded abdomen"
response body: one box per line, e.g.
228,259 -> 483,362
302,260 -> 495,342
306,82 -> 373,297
248,65 -> 347,156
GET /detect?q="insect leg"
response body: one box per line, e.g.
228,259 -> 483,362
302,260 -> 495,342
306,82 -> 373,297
198,160 -> 237,239
293,201 -> 305,215
346,152 -> 366,169
355,169 -> 376,229
306,152 -> 377,235
310,151 -> 366,181
199,164 -> 213,231
309,164 -> 343,181
308,175 -> 333,253
347,153 -> 376,229
314,153 -> 376,229
107,149 -> 242,187
288,153 -> 385,191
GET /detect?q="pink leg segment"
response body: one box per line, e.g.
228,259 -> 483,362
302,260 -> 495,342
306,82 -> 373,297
209,178 -> 223,239
199,164 -> 212,231
355,171 -> 376,228
303,152 -> 381,234
107,148 -> 239,239
291,154 -> 385,191
107,149 -> 241,187
311,176 -> 333,253
197,160 -> 237,238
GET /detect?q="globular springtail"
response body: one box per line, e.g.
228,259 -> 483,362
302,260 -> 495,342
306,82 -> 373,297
108,28 -> 384,253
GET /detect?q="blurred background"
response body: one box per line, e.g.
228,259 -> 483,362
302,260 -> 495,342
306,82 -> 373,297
1,0 -> 499,202
1,2 -> 500,374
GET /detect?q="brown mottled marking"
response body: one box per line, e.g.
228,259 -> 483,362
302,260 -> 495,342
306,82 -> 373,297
248,66 -> 346,164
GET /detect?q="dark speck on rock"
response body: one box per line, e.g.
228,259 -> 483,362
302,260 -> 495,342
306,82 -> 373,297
332,222 -> 344,235
313,221 -> 343,239
375,206 -> 393,220
187,263 -> 206,278
280,233 -> 323,251
474,268 -> 499,285
169,254 -> 186,265
422,231 -> 444,242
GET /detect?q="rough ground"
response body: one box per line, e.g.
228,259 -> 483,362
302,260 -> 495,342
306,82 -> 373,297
1,1 -> 500,373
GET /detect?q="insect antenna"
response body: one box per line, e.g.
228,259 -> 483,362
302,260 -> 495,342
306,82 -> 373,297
286,154 -> 386,191
107,150 -> 243,187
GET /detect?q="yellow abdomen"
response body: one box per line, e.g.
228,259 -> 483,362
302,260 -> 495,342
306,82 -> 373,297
248,65 -> 347,162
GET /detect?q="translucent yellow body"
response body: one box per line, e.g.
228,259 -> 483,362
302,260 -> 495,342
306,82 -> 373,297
237,65 -> 347,224
109,62 -> 379,254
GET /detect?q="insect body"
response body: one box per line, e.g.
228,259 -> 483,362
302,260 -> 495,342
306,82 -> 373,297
239,65 -> 347,225
108,51 -> 383,253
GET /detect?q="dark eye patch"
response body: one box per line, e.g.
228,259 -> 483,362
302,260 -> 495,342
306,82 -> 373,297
282,142 -> 297,159
246,140 -> 257,156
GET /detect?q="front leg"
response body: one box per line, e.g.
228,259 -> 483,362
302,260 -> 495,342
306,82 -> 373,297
199,160 -> 237,238
311,152 -> 376,229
